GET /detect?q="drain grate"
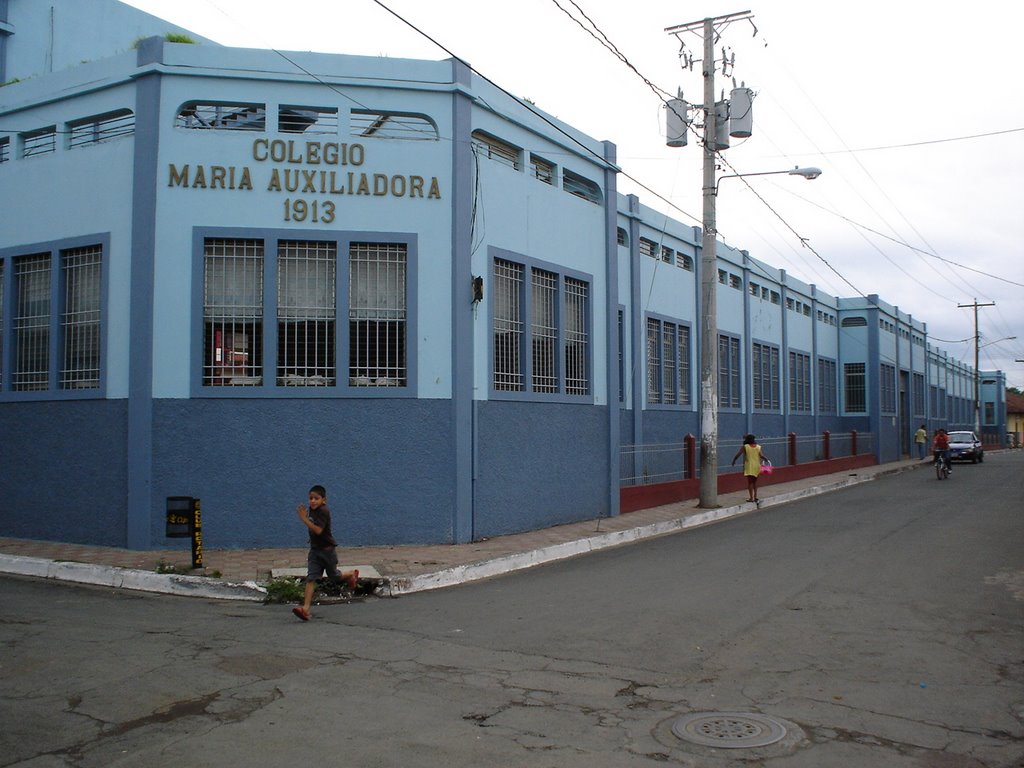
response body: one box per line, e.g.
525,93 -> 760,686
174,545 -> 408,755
671,712 -> 787,749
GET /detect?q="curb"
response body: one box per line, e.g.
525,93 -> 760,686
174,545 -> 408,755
0,554 -> 267,601
386,465 -> 913,596
0,462 -> 924,601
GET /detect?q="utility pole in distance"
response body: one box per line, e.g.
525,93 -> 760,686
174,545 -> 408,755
958,298 -> 995,434
665,11 -> 754,508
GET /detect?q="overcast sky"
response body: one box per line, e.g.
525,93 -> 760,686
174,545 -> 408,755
122,0 -> 1024,390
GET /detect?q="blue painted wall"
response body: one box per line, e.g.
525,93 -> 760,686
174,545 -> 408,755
473,401 -> 609,538
0,401 -> 128,545
150,398 -> 455,549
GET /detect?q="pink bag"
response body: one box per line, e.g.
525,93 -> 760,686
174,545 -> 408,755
760,459 -> 773,475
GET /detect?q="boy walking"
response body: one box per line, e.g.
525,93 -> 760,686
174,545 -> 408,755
293,484 -> 358,621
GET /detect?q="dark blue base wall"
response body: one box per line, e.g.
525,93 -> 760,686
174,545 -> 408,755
0,400 -> 128,546
151,398 -> 456,549
474,401 -> 610,539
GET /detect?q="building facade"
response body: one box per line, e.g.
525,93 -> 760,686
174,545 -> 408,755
0,0 -> 1006,550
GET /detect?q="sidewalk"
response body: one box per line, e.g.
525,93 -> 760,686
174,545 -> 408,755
0,458 -> 926,601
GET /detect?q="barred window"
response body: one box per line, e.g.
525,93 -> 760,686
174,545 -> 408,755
177,102 -> 266,131
646,318 -> 660,404
279,106 -> 338,135
531,154 -> 554,185
492,257 -> 590,398
562,169 -> 601,204
0,137 -> 9,164
531,269 -> 558,394
60,246 -> 102,389
471,130 -> 520,169
912,372 -> 925,416
617,227 -> 628,247
818,358 -> 837,414
493,259 -> 524,392
677,253 -> 693,271
844,362 -> 866,413
22,127 -> 56,158
349,242 -> 406,387
718,334 -> 741,409
277,241 -> 336,386
564,278 -> 589,396
68,109 -> 135,148
661,246 -> 674,264
13,254 -> 51,390
788,351 -> 811,412
639,238 -> 657,258
880,363 -> 896,414
352,111 -> 438,140
752,342 -> 780,410
203,239 -> 264,386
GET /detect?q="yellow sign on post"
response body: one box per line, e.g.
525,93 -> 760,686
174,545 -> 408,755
191,498 -> 203,570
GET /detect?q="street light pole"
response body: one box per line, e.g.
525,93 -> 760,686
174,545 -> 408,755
698,16 -> 719,508
958,298 -> 995,434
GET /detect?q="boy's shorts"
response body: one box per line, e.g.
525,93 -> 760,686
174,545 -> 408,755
306,547 -> 341,583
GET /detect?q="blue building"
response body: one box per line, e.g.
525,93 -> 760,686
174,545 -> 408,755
0,0 -> 1006,550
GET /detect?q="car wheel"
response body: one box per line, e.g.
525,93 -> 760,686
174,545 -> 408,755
971,455 -> 978,464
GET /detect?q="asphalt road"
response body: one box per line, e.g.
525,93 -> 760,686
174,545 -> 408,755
2,452 -> 1022,767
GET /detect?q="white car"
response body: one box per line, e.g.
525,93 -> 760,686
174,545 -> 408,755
947,431 -> 984,463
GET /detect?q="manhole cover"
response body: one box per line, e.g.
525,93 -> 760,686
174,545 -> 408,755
671,712 -> 787,748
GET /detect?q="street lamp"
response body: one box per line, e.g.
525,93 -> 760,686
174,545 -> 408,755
715,166 -> 823,193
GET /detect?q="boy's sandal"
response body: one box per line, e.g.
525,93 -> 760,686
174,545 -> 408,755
292,606 -> 310,621
346,570 -> 360,591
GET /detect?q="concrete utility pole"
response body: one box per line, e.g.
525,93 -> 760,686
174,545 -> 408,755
958,298 -> 995,434
665,11 -> 753,508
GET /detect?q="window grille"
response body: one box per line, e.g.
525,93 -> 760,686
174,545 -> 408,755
493,259 -> 524,391
562,169 -> 601,203
531,154 -> 554,184
718,269 -> 727,284
617,227 -> 628,247
177,102 -> 266,131
349,242 -> 407,387
789,351 -> 811,412
677,253 -> 693,271
841,316 -> 866,327
0,137 -> 9,164
718,334 -> 741,408
279,106 -> 338,135
639,238 -> 657,258
646,318 -> 660,404
22,127 -> 56,158
660,246 -> 674,264
471,131 -> 520,169
352,110 -> 438,140
844,362 -> 866,412
770,291 -> 780,304
749,282 -> 760,297
677,324 -> 691,405
880,363 -> 896,413
912,372 -> 925,416
564,278 -> 589,396
13,254 -> 51,390
662,322 -> 676,402
531,269 -> 558,394
728,274 -> 742,290
60,246 -> 102,389
277,241 -> 336,386
752,342 -> 780,410
818,358 -> 837,413
203,239 -> 264,386
68,110 -> 134,148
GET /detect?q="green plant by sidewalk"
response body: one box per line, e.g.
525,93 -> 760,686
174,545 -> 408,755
264,576 -> 305,603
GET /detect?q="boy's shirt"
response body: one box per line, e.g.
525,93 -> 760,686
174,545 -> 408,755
308,506 -> 338,549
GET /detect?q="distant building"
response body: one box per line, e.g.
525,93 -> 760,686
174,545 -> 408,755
0,0 -> 1007,549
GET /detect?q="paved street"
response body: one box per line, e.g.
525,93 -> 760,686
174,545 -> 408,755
1,452 -> 1021,767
